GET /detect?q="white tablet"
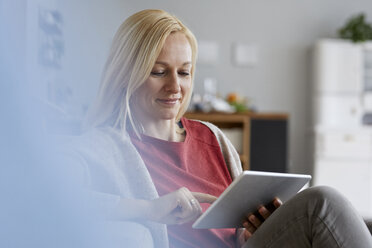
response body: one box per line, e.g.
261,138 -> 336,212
192,170 -> 311,229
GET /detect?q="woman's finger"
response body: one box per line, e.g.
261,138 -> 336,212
273,197 -> 283,209
192,192 -> 217,204
182,188 -> 202,213
244,229 -> 253,240
258,205 -> 271,220
243,220 -> 256,234
174,188 -> 202,222
248,214 -> 262,228
178,202 -> 202,224
188,197 -> 203,217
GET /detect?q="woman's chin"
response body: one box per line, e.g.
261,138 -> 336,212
156,111 -> 179,121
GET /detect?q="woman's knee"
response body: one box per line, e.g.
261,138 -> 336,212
298,186 -> 353,214
302,186 -> 343,201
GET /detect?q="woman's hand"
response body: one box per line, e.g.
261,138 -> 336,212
238,197 -> 282,244
145,187 -> 217,225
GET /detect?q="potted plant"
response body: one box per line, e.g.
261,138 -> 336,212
338,13 -> 372,43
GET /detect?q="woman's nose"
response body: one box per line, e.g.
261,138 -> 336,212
165,73 -> 181,93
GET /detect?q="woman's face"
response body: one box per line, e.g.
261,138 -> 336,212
133,32 -> 192,123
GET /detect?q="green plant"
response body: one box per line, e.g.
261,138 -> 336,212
338,13 -> 372,43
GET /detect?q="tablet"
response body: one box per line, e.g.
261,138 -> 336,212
192,170 -> 311,229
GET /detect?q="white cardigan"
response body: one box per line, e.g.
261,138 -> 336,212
66,121 -> 243,248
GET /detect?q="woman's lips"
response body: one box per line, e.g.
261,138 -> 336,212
156,98 -> 180,105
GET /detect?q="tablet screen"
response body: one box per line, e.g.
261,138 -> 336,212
192,170 -> 311,229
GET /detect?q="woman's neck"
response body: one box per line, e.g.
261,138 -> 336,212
141,119 -> 185,142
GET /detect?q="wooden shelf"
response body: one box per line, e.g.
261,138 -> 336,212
184,111 -> 289,171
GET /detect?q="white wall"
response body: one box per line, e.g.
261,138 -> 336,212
54,0 -> 128,117
57,0 -> 372,174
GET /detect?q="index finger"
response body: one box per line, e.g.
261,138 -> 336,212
192,192 -> 217,204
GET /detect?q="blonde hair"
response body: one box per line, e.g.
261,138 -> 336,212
83,9 -> 198,135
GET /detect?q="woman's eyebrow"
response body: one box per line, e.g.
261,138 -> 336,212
155,61 -> 192,66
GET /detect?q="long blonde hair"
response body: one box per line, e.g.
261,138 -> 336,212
83,9 -> 198,135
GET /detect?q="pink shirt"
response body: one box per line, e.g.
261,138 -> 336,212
130,118 -> 236,247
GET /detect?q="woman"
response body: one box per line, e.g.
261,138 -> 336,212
76,9 -> 372,248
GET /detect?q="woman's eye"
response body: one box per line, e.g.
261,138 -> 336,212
179,71 -> 190,76
151,71 -> 165,76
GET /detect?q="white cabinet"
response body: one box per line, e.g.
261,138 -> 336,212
312,95 -> 362,128
312,40 -> 363,94
314,130 -> 372,160
312,39 -> 372,218
314,156 -> 372,217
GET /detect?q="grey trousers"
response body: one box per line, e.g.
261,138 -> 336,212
243,186 -> 372,248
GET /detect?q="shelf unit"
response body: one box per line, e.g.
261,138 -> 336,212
184,111 -> 288,172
